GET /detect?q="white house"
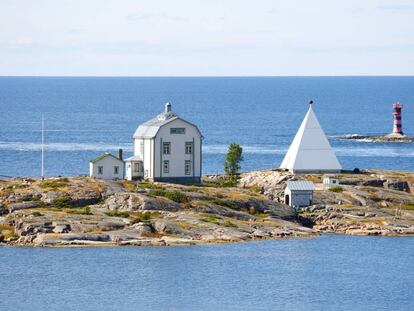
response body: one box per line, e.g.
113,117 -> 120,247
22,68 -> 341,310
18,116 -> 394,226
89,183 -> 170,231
280,102 -> 342,174
125,103 -> 202,183
89,152 -> 124,179
284,180 -> 315,208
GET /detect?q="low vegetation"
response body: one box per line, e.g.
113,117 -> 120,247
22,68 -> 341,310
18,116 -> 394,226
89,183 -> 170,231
105,210 -> 130,218
67,206 -> 93,215
330,186 -> 344,193
148,189 -> 189,203
40,178 -> 70,189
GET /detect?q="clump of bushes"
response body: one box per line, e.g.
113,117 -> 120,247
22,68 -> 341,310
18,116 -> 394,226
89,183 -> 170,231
0,224 -> 18,240
40,178 -> 69,189
148,190 -> 189,203
105,210 -> 130,218
32,211 -> 43,217
130,211 -> 152,224
329,186 -> 344,193
122,181 -> 137,191
223,220 -> 237,228
198,196 -> 238,210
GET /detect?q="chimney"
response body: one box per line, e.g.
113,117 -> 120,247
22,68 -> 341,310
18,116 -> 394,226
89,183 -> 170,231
165,102 -> 172,113
118,148 -> 123,161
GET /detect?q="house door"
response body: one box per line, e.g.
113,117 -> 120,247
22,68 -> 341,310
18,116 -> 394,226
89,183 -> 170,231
285,195 -> 290,205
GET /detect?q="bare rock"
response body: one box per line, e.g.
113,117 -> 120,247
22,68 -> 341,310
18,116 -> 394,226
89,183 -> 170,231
105,193 -> 180,212
385,181 -> 410,192
8,201 -> 39,212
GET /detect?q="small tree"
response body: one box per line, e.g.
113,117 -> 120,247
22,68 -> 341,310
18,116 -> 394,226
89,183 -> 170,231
224,143 -> 243,179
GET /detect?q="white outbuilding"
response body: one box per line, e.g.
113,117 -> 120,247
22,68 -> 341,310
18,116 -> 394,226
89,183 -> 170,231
323,176 -> 340,185
126,103 -> 202,183
284,180 -> 315,208
280,103 -> 342,174
89,152 -> 124,179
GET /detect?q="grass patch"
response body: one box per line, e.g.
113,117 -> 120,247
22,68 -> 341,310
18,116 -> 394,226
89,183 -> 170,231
401,202 -> 414,210
306,175 -> 322,183
138,182 -> 165,190
122,181 -> 137,191
32,211 -> 43,217
105,210 -> 130,218
198,196 -> 239,210
0,224 -> 18,240
40,178 -> 70,189
129,211 -> 152,224
148,190 -> 189,203
329,186 -> 344,193
200,214 -> 222,225
67,206 -> 93,215
223,220 -> 237,228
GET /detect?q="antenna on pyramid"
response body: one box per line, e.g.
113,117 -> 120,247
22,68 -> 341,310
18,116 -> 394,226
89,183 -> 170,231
309,100 -> 314,105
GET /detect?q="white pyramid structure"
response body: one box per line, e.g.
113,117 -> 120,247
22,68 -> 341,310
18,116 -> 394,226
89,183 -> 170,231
280,104 -> 342,173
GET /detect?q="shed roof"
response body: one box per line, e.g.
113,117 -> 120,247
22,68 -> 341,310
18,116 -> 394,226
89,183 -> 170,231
286,180 -> 315,191
89,152 -> 123,164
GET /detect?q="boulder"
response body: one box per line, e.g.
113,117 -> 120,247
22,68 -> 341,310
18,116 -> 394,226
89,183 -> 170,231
52,223 -> 71,234
362,179 -> 386,187
385,181 -> 410,192
8,201 -> 39,212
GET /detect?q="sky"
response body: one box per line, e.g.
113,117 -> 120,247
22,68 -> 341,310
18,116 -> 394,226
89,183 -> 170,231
0,0 -> 414,76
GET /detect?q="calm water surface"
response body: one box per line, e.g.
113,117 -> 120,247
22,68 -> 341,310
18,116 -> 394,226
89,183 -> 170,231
0,235 -> 413,311
0,76 -> 413,177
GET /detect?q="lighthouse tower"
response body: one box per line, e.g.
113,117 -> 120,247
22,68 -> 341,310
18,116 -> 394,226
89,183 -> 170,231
390,103 -> 404,136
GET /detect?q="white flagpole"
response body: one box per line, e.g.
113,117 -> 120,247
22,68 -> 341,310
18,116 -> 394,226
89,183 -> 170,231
41,115 -> 44,179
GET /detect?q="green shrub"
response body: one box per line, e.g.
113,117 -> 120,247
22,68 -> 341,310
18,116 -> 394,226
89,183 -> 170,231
329,186 -> 343,193
122,181 -> 137,191
219,178 -> 238,188
198,196 -> 238,209
130,211 -> 152,224
52,197 -> 71,208
224,220 -> 237,228
32,211 -> 43,217
105,210 -> 130,218
200,215 -> 222,225
148,190 -> 188,203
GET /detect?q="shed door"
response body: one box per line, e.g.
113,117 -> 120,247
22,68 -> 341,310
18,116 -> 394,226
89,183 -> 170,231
285,195 -> 290,205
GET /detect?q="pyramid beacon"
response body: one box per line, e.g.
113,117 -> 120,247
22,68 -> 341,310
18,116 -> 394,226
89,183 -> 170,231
280,100 -> 342,174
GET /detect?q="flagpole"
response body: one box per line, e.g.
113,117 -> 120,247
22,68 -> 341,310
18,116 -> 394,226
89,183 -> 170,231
41,115 -> 44,180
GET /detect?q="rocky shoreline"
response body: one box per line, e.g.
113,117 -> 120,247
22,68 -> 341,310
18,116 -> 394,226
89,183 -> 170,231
0,169 -> 413,247
340,134 -> 414,143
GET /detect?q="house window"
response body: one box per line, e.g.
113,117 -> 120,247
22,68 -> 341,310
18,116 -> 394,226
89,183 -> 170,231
185,160 -> 191,175
140,141 -> 144,154
163,160 -> 169,173
98,166 -> 103,175
185,142 -> 193,154
114,166 -> 119,175
163,142 -> 171,154
133,162 -> 140,172
170,128 -> 185,134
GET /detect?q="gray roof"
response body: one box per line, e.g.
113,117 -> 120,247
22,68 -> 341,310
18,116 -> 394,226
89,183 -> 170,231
133,104 -> 201,139
125,155 -> 143,162
286,180 -> 315,191
90,152 -> 123,164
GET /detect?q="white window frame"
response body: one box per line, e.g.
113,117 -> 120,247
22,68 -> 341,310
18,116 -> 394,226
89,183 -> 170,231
163,142 -> 171,155
133,162 -> 140,173
163,160 -> 169,174
185,160 -> 191,175
185,142 -> 193,154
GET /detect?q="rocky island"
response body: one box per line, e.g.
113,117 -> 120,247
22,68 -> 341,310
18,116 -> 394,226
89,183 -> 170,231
0,169 -> 413,247
340,134 -> 414,143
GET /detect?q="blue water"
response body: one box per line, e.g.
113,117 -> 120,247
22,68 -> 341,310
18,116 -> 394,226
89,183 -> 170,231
0,76 -> 413,177
0,236 -> 413,311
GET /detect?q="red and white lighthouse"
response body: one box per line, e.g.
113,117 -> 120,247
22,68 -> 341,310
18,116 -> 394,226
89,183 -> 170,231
392,103 -> 404,136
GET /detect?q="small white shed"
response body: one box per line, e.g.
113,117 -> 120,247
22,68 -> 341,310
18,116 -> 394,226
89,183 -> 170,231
284,181 -> 315,208
89,153 -> 124,180
323,176 -> 340,185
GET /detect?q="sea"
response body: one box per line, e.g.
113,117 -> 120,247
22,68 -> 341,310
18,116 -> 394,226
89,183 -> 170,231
0,236 -> 413,311
0,76 -> 413,177
1,77 -> 414,310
